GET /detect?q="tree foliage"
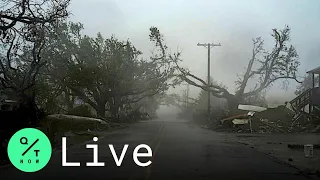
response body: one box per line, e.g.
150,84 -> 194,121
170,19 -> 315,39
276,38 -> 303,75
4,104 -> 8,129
193,77 -> 227,110
39,22 -> 181,120
0,0 -> 69,99
0,0 -> 69,38
0,0 -> 70,162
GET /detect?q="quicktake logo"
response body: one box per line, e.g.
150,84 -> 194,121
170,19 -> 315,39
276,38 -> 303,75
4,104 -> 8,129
7,128 -> 52,172
7,128 -> 153,172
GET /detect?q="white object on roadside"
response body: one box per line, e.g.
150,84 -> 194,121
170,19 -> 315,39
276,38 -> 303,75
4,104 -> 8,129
247,111 -> 255,116
304,144 -> 313,158
48,114 -> 108,125
238,104 -> 267,112
232,119 -> 249,125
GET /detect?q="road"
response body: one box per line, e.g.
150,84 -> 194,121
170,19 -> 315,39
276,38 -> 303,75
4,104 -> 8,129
0,116 -> 312,180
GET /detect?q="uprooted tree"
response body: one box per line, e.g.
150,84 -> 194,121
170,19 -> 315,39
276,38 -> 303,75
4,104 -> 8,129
176,25 -> 301,115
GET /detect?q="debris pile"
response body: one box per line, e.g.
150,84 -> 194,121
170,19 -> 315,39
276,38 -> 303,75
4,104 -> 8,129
287,144 -> 320,149
207,105 -> 320,133
256,106 -> 294,133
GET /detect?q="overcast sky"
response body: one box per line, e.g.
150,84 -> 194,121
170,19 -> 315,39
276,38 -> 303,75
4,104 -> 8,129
69,0 -> 320,105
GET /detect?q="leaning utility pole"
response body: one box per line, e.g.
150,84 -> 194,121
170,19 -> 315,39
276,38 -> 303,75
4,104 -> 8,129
197,42 -> 221,124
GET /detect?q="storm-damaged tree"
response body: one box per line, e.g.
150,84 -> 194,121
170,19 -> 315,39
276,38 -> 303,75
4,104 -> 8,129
42,22 -> 181,120
162,93 -> 185,110
36,22 -> 82,114
0,0 -> 69,119
162,92 -> 198,111
0,0 -> 69,37
193,77 -> 228,111
176,25 -> 301,115
124,94 -> 163,121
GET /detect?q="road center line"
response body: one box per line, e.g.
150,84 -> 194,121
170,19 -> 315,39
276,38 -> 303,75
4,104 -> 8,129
145,124 -> 166,180
128,123 -> 166,179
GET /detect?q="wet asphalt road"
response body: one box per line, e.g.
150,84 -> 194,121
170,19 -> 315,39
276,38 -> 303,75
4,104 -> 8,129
0,116 -> 312,180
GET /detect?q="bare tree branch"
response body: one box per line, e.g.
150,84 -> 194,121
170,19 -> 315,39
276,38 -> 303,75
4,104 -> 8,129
0,0 -> 69,100
175,25 -> 302,113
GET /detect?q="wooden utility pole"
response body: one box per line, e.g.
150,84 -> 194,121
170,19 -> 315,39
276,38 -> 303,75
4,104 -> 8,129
197,42 -> 221,124
186,83 -> 190,108
181,90 -> 187,109
181,83 -> 190,108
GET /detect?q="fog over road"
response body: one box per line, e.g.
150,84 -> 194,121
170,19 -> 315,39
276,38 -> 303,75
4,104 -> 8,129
0,115 -> 310,180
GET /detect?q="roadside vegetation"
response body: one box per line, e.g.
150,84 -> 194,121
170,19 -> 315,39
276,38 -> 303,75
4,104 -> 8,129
0,0 -> 182,162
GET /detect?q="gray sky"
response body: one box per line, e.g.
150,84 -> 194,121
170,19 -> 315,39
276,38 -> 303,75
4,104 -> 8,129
69,0 -> 320,105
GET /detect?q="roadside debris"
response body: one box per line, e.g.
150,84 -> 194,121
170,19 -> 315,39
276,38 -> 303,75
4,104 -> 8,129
304,144 -> 314,158
288,144 -> 320,149
206,104 -> 320,133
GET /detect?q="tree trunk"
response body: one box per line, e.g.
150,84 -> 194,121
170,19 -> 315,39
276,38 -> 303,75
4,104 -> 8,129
109,96 -> 121,121
65,95 -> 74,112
96,102 -> 106,119
224,94 -> 241,116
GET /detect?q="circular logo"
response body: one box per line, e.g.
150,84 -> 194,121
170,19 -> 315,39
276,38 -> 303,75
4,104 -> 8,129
7,128 -> 52,172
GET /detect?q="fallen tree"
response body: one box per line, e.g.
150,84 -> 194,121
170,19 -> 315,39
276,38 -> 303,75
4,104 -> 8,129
176,26 -> 302,115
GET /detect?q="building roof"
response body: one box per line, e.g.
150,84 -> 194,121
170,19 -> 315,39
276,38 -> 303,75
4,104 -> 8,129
307,66 -> 320,74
